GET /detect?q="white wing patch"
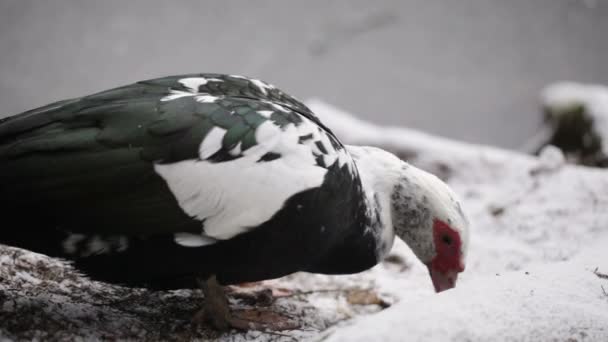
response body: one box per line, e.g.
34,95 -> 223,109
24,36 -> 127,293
161,90 -> 194,102
229,75 -> 275,95
262,100 -> 290,113
257,110 -> 273,118
292,120 -> 351,169
250,78 -> 274,95
62,234 -> 86,254
174,233 -> 218,247
196,95 -> 220,103
199,127 -> 226,159
180,77 -> 209,91
229,142 -> 242,156
156,76 -> 354,242
62,234 -> 129,257
160,77 -> 222,102
160,76 -> 273,104
154,117 -> 345,241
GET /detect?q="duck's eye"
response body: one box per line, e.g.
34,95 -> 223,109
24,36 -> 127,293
442,235 -> 452,245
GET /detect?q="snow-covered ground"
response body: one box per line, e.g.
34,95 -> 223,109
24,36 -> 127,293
308,99 -> 608,341
1,99 -> 607,341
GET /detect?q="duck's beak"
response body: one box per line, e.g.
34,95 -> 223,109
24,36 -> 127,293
427,266 -> 458,293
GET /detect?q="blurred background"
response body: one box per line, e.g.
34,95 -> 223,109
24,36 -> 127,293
0,0 -> 607,149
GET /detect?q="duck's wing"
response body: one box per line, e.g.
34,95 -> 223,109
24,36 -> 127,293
0,74 -> 352,242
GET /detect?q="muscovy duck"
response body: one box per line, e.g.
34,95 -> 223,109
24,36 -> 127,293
0,74 -> 469,330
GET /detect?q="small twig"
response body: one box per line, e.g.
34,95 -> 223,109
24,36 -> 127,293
488,178 -> 542,217
281,287 -> 374,298
601,285 -> 608,297
261,330 -> 298,342
593,267 -> 608,280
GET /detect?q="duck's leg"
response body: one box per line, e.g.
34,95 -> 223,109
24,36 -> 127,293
193,275 -> 234,330
193,275 -> 298,331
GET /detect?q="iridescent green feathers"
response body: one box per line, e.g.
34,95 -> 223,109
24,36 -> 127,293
0,73 -> 329,164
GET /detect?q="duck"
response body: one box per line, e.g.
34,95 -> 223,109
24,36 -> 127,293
0,73 -> 469,330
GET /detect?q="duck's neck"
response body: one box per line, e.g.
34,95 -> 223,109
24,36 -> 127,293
347,145 -> 406,260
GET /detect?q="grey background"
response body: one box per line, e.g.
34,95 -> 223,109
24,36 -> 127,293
1,0 -> 607,149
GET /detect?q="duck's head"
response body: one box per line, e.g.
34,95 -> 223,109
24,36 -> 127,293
390,162 -> 470,292
348,145 -> 470,293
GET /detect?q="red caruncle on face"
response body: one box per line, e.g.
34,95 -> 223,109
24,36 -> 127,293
431,219 -> 464,273
427,219 -> 465,292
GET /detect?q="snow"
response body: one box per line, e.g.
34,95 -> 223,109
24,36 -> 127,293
1,98 -> 608,341
541,82 -> 608,153
326,242 -> 608,342
307,99 -> 608,342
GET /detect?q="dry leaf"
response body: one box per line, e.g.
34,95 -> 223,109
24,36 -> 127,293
346,289 -> 390,308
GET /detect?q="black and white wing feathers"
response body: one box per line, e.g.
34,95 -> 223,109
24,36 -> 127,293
0,74 -> 352,243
